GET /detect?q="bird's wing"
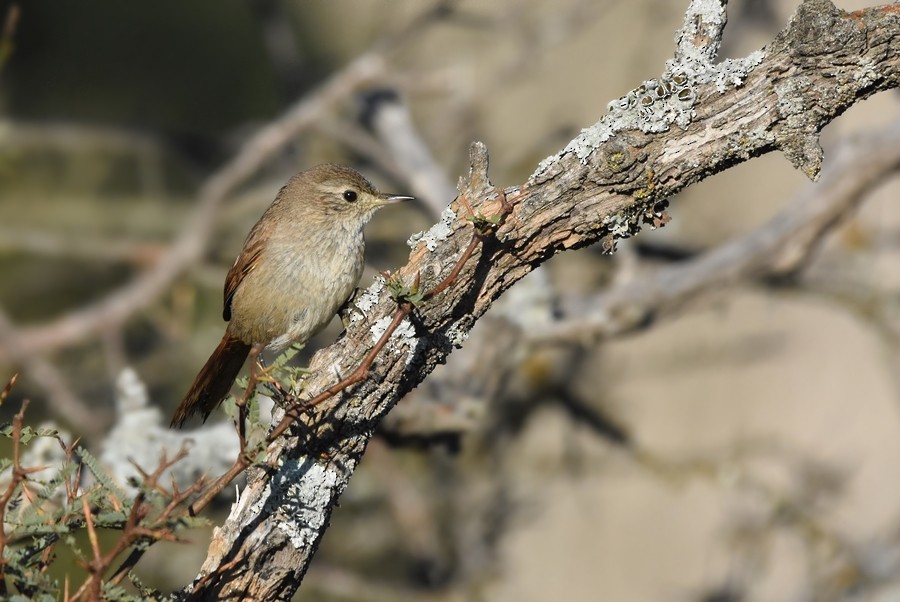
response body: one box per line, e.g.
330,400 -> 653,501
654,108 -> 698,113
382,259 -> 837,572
223,237 -> 264,322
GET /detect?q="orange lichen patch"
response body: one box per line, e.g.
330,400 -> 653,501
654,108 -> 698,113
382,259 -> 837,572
848,4 -> 900,19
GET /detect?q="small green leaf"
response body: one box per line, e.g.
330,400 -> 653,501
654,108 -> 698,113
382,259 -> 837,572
272,342 -> 304,369
385,273 -> 426,307
77,447 -> 130,505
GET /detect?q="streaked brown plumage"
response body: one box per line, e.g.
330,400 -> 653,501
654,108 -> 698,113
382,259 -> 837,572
170,164 -> 412,428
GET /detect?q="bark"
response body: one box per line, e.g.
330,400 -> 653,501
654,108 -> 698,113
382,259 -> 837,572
181,1 -> 900,599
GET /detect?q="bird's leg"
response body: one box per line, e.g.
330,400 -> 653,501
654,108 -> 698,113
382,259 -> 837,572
337,287 -> 362,331
264,377 -> 290,403
251,344 -> 281,382
235,343 -> 266,449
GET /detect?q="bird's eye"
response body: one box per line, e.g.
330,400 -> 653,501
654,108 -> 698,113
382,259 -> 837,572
342,190 -> 358,202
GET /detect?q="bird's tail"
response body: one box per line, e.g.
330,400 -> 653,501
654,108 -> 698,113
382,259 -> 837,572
170,334 -> 251,428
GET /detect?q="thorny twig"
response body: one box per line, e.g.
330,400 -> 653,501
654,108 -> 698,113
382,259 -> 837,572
68,446 -> 205,600
79,496 -> 102,601
0,395 -> 47,597
0,386 -> 207,599
106,464 -> 207,589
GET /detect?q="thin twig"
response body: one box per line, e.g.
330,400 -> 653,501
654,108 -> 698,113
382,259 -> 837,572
186,458 -> 248,517
106,473 -> 207,588
191,552 -> 248,592
0,398 -> 33,596
68,447 -> 197,597
80,497 -> 103,601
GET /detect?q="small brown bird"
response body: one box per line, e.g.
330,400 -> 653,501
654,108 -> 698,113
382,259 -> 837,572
170,164 -> 412,428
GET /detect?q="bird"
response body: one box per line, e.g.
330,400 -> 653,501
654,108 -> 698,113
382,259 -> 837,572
170,164 -> 412,428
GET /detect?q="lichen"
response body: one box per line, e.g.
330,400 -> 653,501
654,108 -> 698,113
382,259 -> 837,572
350,276 -> 385,323
407,206 -> 457,251
599,195 -> 671,244
775,76 -> 810,117
853,56 -> 878,87
677,0 -> 726,57
530,33 -> 766,182
247,457 -> 346,550
444,321 -> 471,347
601,213 -> 636,239
370,315 -> 418,364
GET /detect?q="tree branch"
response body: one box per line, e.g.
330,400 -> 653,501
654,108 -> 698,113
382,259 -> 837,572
538,118 -> 900,342
183,1 -> 900,598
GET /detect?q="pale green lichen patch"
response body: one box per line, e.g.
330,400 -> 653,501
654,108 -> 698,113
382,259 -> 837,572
407,206 -> 456,251
724,128 -> 776,161
370,315 -> 418,365
599,197 -> 671,251
530,34 -> 765,183
444,320 -> 471,347
349,276 -> 386,324
853,57 -> 879,87
247,457 -> 347,550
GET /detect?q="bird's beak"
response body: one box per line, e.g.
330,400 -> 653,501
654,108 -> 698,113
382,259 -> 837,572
378,193 -> 415,205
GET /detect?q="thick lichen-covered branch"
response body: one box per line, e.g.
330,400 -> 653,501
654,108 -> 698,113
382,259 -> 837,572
184,1 -> 900,599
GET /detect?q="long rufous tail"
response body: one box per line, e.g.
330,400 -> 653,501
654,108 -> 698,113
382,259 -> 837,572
170,334 -> 251,428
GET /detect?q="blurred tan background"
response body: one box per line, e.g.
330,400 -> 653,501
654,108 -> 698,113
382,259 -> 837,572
2,0 -> 900,600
